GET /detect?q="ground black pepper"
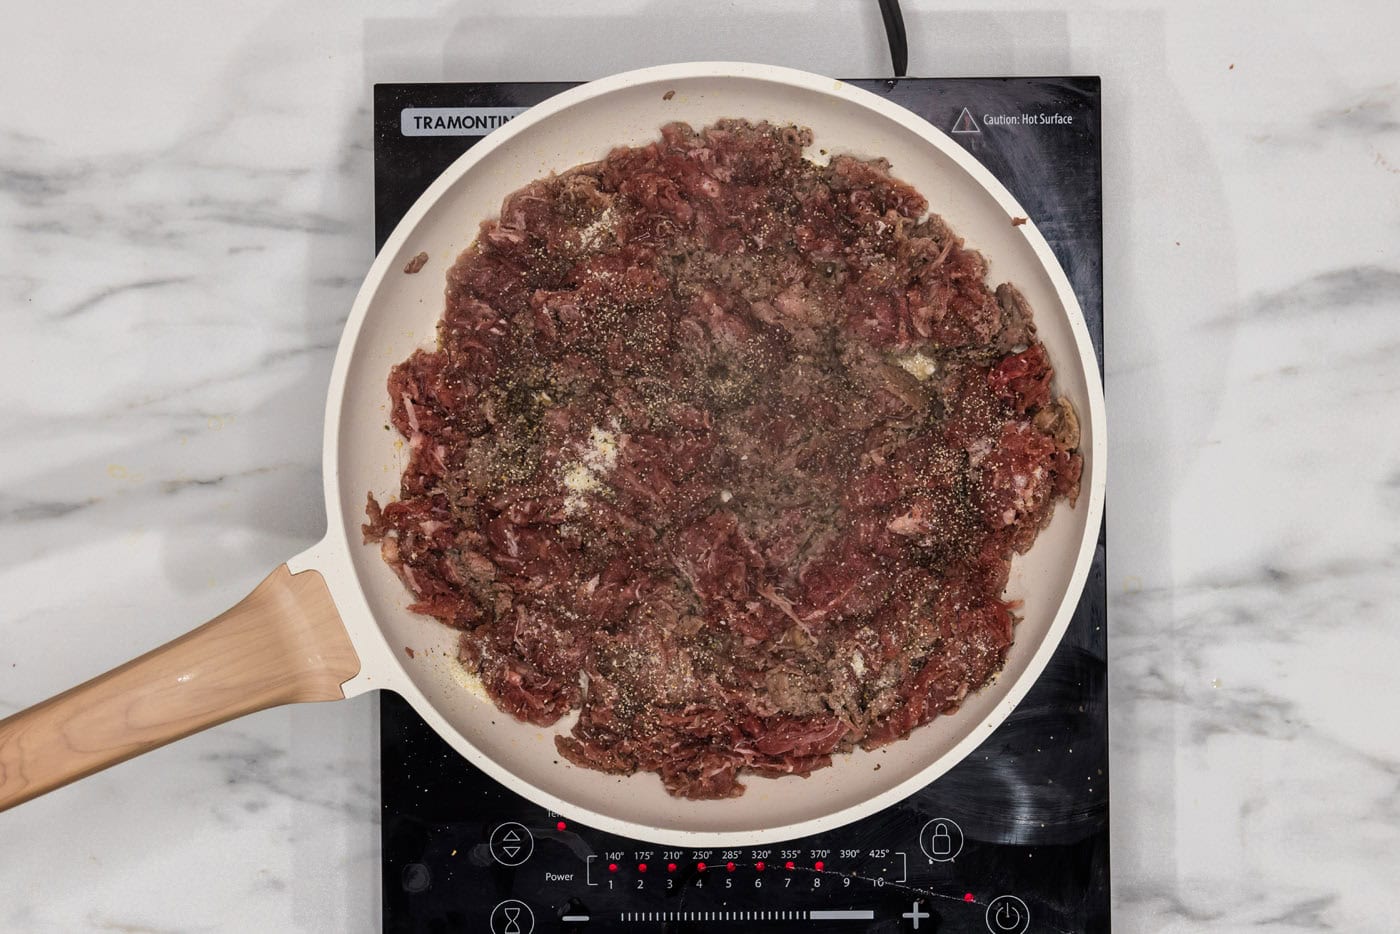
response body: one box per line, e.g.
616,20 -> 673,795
364,120 -> 1082,798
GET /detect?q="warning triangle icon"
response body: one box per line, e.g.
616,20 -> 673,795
951,107 -> 981,134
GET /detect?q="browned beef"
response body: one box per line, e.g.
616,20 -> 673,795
363,120 -> 1082,798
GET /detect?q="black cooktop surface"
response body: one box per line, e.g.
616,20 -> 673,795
374,77 -> 1106,934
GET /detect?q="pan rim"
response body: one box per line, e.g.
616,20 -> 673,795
307,61 -> 1107,845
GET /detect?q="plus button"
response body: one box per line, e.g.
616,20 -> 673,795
902,900 -> 931,929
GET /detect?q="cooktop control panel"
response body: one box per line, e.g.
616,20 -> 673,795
452,811 -> 1041,934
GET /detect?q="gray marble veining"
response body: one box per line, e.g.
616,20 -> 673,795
3,1 -> 1399,931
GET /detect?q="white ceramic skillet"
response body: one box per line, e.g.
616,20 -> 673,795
0,63 -> 1105,846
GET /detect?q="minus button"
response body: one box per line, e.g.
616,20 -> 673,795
561,915 -> 590,922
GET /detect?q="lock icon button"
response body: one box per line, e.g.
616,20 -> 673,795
919,817 -> 964,862
931,822 -> 953,857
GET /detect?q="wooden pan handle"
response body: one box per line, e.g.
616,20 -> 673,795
0,565 -> 360,812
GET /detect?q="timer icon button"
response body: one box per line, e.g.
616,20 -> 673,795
489,899 -> 535,934
918,817 -> 964,862
985,895 -> 1030,934
489,822 -> 534,866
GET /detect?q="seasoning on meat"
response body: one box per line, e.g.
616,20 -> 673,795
364,120 -> 1083,799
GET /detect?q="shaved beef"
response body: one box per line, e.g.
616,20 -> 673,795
363,119 -> 1083,799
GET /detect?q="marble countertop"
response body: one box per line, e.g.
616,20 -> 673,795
3,1 -> 1398,930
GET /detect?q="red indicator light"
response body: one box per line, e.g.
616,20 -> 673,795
964,892 -> 975,903
557,821 -> 567,831
667,862 -> 678,873
608,863 -> 618,873
755,861 -> 766,871
638,863 -> 648,873
814,860 -> 825,872
726,861 -> 736,872
784,861 -> 795,870
696,861 -> 707,872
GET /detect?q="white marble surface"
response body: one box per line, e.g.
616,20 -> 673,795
2,1 -> 1398,930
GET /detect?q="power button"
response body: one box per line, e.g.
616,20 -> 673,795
985,895 -> 1030,933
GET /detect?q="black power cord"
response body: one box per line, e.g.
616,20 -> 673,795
877,0 -> 908,77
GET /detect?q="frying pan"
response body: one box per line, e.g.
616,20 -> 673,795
0,63 -> 1106,845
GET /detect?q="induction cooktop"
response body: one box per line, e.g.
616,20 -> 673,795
373,76 -> 1107,934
